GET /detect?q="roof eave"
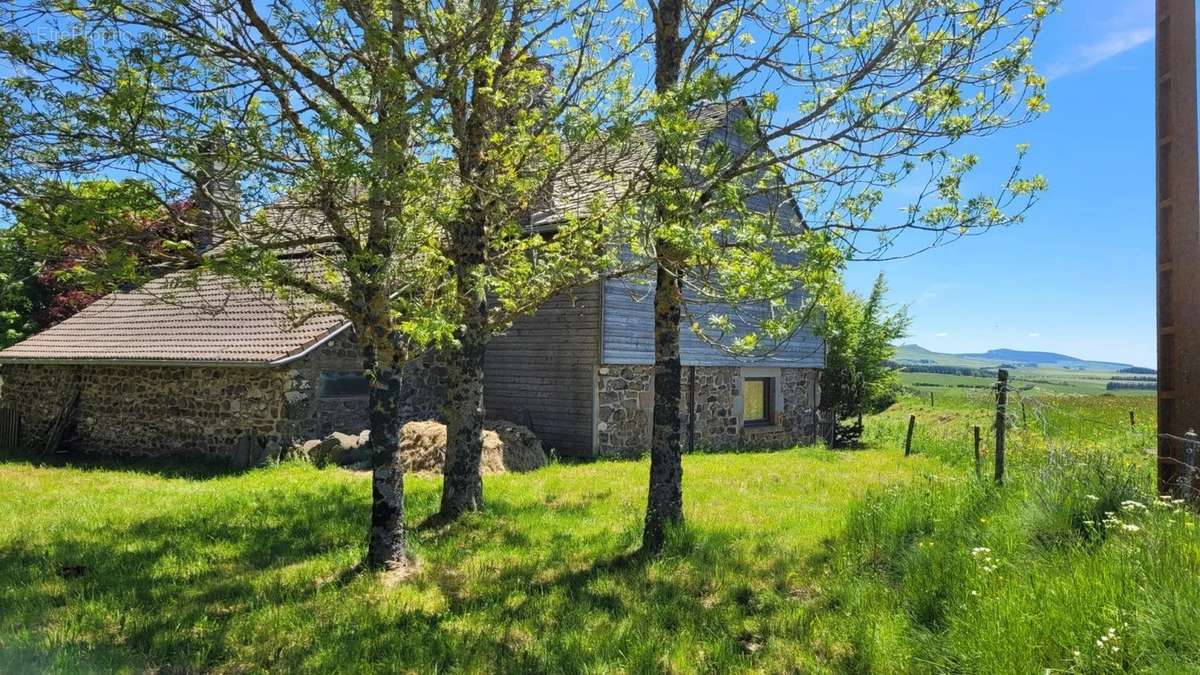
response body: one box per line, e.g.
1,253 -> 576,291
0,356 -> 277,368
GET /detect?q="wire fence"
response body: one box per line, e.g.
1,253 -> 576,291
889,372 -> 1200,500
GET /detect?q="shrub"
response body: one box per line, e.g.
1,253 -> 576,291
817,274 -> 910,447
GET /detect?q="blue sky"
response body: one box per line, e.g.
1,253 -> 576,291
844,0 -> 1159,367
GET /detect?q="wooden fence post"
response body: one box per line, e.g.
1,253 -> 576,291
973,425 -> 982,479
904,415 -> 916,457
995,369 -> 1008,485
1021,402 -> 1027,428
930,392 -> 935,407
1130,410 -> 1136,429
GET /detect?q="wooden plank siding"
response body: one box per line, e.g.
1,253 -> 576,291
600,277 -> 825,368
483,283 -> 601,457
600,104 -> 825,369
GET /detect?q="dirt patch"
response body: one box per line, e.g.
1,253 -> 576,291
399,420 -> 546,474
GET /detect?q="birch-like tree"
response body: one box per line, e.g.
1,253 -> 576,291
0,0 -> 449,571
413,0 -> 641,519
634,0 -> 1055,553
1,0 -> 645,551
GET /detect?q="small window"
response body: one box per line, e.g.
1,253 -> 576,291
743,377 -> 774,426
319,371 -> 370,399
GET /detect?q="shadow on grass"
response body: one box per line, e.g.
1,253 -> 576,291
1,468 -> 817,673
0,447 -> 257,480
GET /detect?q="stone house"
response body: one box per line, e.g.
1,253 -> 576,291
0,269 -> 369,458
474,278 -> 825,458
0,101 -> 825,459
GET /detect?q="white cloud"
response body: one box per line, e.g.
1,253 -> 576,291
1046,27 -> 1153,80
917,282 -> 958,305
1045,3 -> 1154,81
935,332 -> 949,337
1028,332 -> 1041,338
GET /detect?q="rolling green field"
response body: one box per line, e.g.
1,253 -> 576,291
3,388 -> 1197,673
901,368 -> 1156,396
893,343 -> 1155,396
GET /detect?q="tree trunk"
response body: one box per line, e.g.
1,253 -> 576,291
643,246 -> 685,553
642,0 -> 687,555
439,306 -> 486,518
364,333 -> 411,570
439,208 -> 487,519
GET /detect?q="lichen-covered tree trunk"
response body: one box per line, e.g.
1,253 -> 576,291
642,0 -> 687,555
363,329 -> 411,570
439,212 -> 487,519
643,246 -> 686,553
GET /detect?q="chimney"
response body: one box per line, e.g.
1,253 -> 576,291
516,59 -> 556,228
192,133 -> 241,254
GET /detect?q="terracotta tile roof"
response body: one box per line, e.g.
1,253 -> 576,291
0,267 -> 347,365
0,101 -> 746,366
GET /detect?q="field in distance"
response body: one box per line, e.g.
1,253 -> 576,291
893,344 -> 1156,396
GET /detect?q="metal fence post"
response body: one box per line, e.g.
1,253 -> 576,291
1183,429 -> 1198,501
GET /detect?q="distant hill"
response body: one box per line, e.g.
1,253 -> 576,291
892,344 -> 1141,373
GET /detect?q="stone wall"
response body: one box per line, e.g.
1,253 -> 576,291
284,330 -> 370,438
399,350 -> 448,422
1,362 -> 290,458
0,330 -> 377,459
683,366 -> 741,450
594,365 -> 654,457
594,365 -> 821,457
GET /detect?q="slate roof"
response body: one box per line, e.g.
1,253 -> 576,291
530,100 -> 744,228
0,266 -> 347,365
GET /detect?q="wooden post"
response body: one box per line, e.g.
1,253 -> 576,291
904,415 -> 916,457
973,425 -> 982,479
1021,402 -> 1028,428
1156,0 -> 1200,495
929,392 -> 934,407
1130,410 -> 1137,429
995,369 -> 1008,484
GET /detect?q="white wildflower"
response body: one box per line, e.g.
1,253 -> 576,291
1121,523 -> 1141,533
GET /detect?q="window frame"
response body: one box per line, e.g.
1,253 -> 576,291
742,376 -> 775,427
318,370 -> 371,400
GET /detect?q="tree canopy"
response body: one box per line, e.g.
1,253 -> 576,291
0,179 -> 189,347
818,273 -> 911,447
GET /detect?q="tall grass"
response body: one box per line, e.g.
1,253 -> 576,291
814,391 -> 1200,673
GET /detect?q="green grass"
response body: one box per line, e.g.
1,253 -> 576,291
0,447 -> 943,673
900,369 -> 1156,396
811,389 -> 1200,673
5,389 -> 1195,673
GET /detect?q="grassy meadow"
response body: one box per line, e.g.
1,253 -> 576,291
3,387 -> 1199,673
0,447 -> 942,673
900,368 -> 1157,396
